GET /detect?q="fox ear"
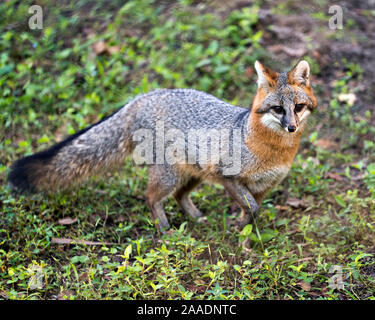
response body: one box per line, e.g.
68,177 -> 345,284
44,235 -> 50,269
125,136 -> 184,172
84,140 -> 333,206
254,61 -> 278,91
288,60 -> 310,86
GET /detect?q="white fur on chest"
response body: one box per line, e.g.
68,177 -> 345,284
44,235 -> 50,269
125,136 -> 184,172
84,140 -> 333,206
247,165 -> 290,194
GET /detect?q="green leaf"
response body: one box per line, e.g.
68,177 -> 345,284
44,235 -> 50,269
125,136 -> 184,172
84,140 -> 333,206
18,140 -> 29,148
0,63 -> 14,77
214,65 -> 230,74
354,253 -> 373,265
309,131 -> 318,143
276,219 -> 289,227
334,195 -> 346,208
196,58 -> 211,68
260,229 -> 278,242
124,244 -> 132,259
351,161 -> 364,170
366,163 -> 375,175
71,255 -> 90,264
241,224 -> 253,237
37,135 -> 50,144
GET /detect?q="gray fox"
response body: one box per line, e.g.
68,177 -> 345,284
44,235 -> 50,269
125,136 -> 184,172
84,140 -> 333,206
8,60 -> 317,232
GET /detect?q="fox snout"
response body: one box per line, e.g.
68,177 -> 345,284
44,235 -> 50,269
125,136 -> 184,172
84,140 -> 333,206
286,124 -> 297,133
260,104 -> 304,134
280,105 -> 300,133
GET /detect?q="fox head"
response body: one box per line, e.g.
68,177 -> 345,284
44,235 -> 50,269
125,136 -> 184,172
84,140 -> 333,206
251,60 -> 317,134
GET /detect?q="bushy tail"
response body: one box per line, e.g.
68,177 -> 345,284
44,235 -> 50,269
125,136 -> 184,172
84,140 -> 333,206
8,108 -> 133,193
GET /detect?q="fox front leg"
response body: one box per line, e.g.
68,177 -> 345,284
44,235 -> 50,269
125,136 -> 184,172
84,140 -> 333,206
221,179 -> 259,229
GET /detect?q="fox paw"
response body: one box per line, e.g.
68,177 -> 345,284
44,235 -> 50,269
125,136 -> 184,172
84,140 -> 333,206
197,216 -> 208,224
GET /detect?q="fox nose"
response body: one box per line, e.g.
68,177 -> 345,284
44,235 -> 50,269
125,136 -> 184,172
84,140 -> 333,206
287,125 -> 297,132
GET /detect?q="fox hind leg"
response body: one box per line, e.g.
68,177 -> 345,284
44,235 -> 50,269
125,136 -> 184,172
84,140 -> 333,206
146,165 -> 178,232
174,177 -> 203,219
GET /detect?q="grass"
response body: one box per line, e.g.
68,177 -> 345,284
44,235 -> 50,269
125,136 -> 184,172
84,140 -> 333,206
1,0 -> 375,300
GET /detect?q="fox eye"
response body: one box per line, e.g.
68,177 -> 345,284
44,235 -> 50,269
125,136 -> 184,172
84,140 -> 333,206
272,106 -> 284,114
295,104 -> 305,113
